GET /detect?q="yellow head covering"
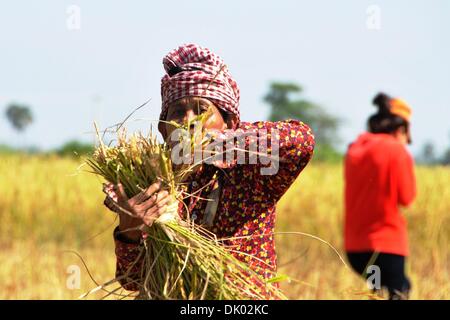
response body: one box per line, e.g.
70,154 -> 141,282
389,98 -> 412,122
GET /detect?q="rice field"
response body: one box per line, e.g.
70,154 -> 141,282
0,154 -> 448,299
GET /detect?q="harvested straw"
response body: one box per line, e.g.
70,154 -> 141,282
86,116 -> 286,300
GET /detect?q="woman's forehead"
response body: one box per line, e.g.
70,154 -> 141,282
169,97 -> 214,108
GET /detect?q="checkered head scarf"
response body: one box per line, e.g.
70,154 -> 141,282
160,44 -> 240,128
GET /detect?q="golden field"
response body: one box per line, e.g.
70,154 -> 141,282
0,155 -> 448,299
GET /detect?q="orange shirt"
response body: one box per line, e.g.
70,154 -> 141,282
344,132 -> 416,256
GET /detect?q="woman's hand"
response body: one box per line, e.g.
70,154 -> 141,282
107,182 -> 172,242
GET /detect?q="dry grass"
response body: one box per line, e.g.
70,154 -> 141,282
0,155 -> 448,299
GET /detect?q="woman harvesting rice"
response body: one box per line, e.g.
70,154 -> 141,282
344,93 -> 416,300
103,43 -> 315,299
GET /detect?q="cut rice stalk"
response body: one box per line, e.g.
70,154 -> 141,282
86,117 -> 286,300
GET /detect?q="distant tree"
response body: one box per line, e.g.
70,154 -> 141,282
56,140 -> 94,157
418,141 -> 437,165
441,149 -> 450,166
441,133 -> 450,166
0,144 -> 16,154
264,82 -> 342,161
5,104 -> 33,132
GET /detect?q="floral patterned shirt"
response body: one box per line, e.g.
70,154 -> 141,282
110,120 -> 315,298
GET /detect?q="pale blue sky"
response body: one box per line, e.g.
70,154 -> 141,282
1,0 -> 449,155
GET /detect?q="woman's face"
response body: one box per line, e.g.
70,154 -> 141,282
162,97 -> 228,141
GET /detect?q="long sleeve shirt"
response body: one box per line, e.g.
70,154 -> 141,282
109,120 -> 315,298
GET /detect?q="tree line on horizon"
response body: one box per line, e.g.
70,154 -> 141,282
2,83 -> 450,165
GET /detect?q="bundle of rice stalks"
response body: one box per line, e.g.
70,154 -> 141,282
85,117 -> 286,300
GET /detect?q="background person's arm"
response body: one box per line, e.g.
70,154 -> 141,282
393,146 -> 417,207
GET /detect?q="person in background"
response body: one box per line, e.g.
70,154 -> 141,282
344,92 -> 416,300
